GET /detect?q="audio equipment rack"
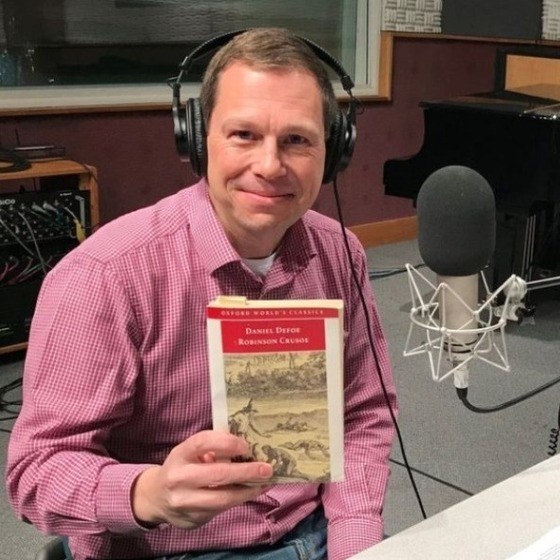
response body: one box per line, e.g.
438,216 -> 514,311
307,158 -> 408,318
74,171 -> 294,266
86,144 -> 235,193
0,160 -> 99,354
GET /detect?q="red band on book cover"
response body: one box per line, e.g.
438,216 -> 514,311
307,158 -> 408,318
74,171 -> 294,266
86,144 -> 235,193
220,318 -> 327,353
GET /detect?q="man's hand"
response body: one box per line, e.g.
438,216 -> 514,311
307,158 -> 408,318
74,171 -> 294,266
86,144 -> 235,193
132,430 -> 273,529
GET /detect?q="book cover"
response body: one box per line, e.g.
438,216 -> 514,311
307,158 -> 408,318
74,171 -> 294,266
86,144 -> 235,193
207,296 -> 344,483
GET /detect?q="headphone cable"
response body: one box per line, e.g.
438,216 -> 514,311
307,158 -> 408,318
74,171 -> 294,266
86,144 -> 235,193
332,174 -> 427,520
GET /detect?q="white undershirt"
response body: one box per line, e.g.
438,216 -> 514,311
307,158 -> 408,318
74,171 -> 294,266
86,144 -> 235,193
242,253 -> 276,278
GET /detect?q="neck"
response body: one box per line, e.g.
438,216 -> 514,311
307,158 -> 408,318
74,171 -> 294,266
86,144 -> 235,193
238,245 -> 277,260
230,229 -> 285,260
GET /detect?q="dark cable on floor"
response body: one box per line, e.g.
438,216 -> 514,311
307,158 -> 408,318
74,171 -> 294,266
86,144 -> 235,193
369,263 -> 426,280
389,458 -> 474,497
0,376 -> 22,433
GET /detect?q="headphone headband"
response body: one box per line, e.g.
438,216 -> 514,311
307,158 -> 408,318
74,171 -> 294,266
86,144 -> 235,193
171,28 -> 357,183
175,29 -> 355,93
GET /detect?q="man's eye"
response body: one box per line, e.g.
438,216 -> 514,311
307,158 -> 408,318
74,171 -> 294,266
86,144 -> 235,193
286,134 -> 307,145
233,130 -> 253,141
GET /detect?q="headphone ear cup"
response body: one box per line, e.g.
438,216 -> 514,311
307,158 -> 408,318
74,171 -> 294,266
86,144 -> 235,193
323,112 -> 346,184
323,108 -> 357,184
185,97 -> 207,177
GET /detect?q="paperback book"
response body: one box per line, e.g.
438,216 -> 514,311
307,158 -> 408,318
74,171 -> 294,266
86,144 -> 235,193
207,296 -> 345,483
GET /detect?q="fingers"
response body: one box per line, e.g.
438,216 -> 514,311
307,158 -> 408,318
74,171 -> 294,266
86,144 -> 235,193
175,430 -> 252,463
184,459 -> 272,488
168,434 -> 273,488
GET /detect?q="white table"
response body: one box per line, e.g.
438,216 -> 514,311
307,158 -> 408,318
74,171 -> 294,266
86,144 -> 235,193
352,455 -> 560,559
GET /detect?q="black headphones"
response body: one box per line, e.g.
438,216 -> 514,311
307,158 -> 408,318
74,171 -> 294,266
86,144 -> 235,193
170,29 -> 357,185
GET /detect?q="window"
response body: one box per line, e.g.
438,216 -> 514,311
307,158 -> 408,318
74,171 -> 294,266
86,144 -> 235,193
0,0 -> 382,113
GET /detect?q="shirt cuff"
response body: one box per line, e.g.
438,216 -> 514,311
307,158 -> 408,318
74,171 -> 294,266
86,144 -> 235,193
327,517 -> 383,560
96,463 -> 158,533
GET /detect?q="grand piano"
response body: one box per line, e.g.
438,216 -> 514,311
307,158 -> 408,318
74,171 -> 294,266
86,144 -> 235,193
384,46 -> 560,291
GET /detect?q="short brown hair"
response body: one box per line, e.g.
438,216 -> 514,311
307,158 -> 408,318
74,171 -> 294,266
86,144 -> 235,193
199,28 -> 339,137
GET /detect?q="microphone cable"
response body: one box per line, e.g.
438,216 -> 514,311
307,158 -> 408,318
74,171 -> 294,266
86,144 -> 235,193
0,213 -> 41,261
17,211 -> 50,276
7,255 -> 33,284
0,256 -> 19,286
332,174 -> 427,520
0,258 -> 13,283
457,374 -> 560,413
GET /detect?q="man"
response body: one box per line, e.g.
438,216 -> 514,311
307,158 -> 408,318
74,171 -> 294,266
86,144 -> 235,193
228,398 -> 269,440
7,28 -> 397,560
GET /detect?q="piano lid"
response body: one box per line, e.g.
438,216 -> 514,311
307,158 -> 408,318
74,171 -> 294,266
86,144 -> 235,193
420,47 -> 560,120
420,88 -> 560,119
508,82 -> 560,102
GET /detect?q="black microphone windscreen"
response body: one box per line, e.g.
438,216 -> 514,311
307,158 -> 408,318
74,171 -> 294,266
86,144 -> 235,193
417,165 -> 496,276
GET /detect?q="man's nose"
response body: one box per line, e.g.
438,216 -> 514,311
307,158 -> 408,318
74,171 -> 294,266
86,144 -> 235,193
252,138 -> 286,179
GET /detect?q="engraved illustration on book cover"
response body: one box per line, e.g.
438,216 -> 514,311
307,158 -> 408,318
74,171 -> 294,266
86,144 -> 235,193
207,297 -> 344,484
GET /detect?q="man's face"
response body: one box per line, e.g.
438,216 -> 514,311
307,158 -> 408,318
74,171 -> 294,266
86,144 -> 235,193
206,61 -> 326,258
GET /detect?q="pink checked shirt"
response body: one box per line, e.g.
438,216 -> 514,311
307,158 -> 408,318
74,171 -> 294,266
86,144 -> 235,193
7,179 -> 397,560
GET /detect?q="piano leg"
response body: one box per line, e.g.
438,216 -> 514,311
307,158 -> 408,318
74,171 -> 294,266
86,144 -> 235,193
491,203 -> 560,299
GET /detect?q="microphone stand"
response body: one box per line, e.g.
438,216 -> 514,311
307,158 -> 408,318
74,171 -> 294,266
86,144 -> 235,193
526,274 -> 560,292
493,274 -> 560,322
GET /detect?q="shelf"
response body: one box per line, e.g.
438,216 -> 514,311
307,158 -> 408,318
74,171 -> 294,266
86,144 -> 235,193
0,159 -> 99,229
0,159 -> 99,354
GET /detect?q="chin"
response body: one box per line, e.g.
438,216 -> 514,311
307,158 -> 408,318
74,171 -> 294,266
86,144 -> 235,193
241,213 -> 296,233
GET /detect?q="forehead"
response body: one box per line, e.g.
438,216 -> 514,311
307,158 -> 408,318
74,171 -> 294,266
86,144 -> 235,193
211,61 -> 324,125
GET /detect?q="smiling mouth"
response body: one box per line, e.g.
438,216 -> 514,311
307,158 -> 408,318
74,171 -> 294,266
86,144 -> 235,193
241,190 -> 294,200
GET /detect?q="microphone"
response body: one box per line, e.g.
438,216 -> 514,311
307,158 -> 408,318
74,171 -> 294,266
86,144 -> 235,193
417,165 -> 496,278
406,165 -> 500,387
417,164 -> 496,352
